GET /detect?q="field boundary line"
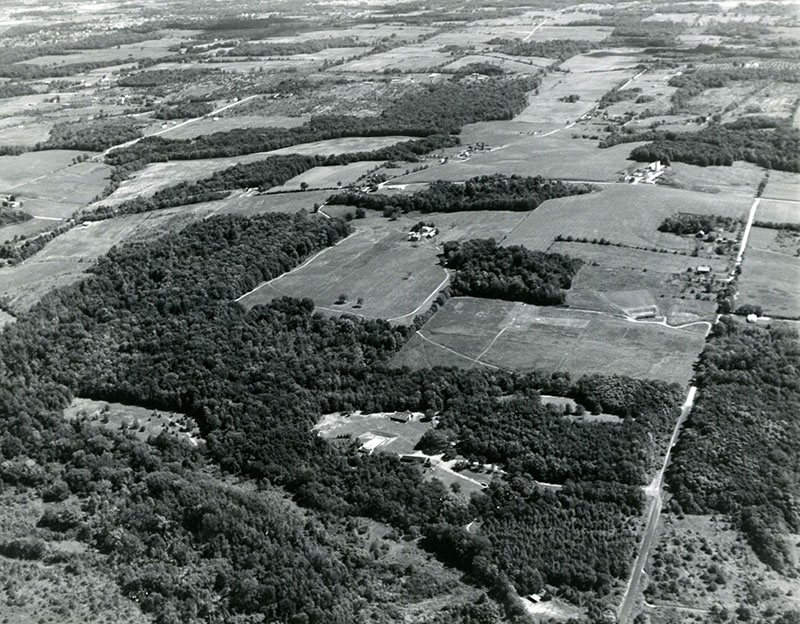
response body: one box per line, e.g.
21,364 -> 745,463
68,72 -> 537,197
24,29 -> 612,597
415,330 -> 509,371
235,230 -> 359,302
386,270 -> 450,322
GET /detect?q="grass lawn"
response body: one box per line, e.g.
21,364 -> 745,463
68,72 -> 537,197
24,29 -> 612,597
393,296 -> 706,386
738,226 -> 800,318
237,214 -> 448,323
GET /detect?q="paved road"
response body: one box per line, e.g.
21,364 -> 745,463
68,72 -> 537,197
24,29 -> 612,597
617,386 -> 697,623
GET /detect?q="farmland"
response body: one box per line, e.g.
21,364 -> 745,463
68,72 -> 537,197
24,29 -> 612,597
756,199 -> 800,225
762,171 -> 800,202
237,213 -> 447,323
737,226 -> 800,318
393,296 -> 707,386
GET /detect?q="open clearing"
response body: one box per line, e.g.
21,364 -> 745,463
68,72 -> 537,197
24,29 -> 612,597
502,184 -> 751,252
98,135 -> 411,206
0,150 -> 89,191
393,296 -> 706,386
659,162 -> 764,197
0,117 -> 53,147
756,199 -> 800,225
738,226 -> 800,318
314,411 -> 492,495
143,114 -> 310,140
762,171 -> 800,202
10,161 -> 112,218
237,214 -> 447,323
550,241 -> 725,324
64,397 -> 201,446
331,44 -> 450,72
0,206 -> 213,311
267,161 -> 383,192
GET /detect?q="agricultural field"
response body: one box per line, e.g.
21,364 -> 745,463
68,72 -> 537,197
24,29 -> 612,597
331,44 -> 451,73
440,54 -> 545,74
762,171 -> 800,202
502,184 -> 751,253
144,114 -> 310,139
393,296 -> 706,386
237,213 -> 448,323
0,117 -> 53,147
737,226 -> 800,318
0,150 -> 88,191
658,161 -> 764,196
267,160 -> 384,192
756,199 -> 800,225
548,241 -> 727,324
64,397 -> 201,445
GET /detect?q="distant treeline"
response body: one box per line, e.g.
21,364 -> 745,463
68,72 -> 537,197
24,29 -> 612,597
89,136 -> 459,219
443,238 -> 583,305
629,117 -> 800,172
118,68 -> 222,87
105,77 -> 538,170
153,101 -> 214,119
226,37 -> 366,56
0,58 -> 129,80
488,38 -> 597,60
667,318 -> 800,574
328,174 -> 594,216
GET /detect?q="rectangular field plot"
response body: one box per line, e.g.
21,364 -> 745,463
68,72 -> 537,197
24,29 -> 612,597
550,241 -> 726,324
0,150 -> 88,191
502,184 -> 751,253
659,162 -> 764,197
393,296 -> 706,386
762,171 -> 800,202
332,44 -> 450,73
10,161 -> 112,218
267,161 -> 384,192
757,199 -> 800,225
738,227 -> 800,318
237,215 -> 448,323
146,115 -> 310,140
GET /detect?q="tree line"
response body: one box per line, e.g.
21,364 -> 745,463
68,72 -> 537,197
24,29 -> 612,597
328,174 -> 594,217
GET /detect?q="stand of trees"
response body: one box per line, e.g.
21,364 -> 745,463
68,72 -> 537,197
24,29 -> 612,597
629,118 -> 800,172
328,174 -> 594,216
443,239 -> 582,305
487,38 -> 597,61
0,82 -> 36,98
89,136 -> 459,219
40,117 -> 144,152
0,210 -> 687,620
105,77 -> 537,169
667,317 -> 800,573
153,101 -> 214,119
658,213 -> 737,235
0,208 -> 32,227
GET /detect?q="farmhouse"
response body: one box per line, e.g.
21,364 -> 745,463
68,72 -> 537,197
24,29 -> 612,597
390,411 -> 413,423
695,265 -> 711,274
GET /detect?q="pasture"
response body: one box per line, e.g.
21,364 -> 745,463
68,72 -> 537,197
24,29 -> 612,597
397,134 -> 640,183
10,161 -> 112,218
100,135 -> 411,206
762,171 -> 800,202
237,214 -> 448,323
145,114 -> 310,139
738,227 -> 800,318
64,397 -> 201,446
502,184 -> 752,253
549,241 -> 725,324
0,207 -> 211,310
659,162 -> 763,197
757,199 -> 800,225
393,296 -> 706,386
559,50 -> 642,73
331,44 -> 451,73
267,161 -> 383,192
0,150 -> 88,191
0,117 -> 53,147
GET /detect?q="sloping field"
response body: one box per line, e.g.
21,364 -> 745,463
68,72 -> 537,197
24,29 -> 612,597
332,44 -> 450,72
738,227 -> 800,318
397,135 -> 640,182
550,241 -> 725,324
440,55 -> 544,74
0,150 -> 88,191
393,297 -> 705,386
0,206 -> 213,310
659,162 -> 763,196
0,117 -> 53,147
762,171 -> 800,202
98,135 -> 411,206
267,161 -> 383,192
10,161 -> 112,218
502,184 -> 751,252
560,50 -> 642,73
145,114 -> 310,139
237,215 -> 448,323
757,199 -> 800,225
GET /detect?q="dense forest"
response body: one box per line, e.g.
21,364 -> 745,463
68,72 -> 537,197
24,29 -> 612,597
105,77 -> 537,169
328,174 -> 594,216
41,117 -> 144,152
0,209 -> 688,622
628,117 -> 800,172
442,239 -> 583,305
89,136 -> 459,219
666,318 -> 800,573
